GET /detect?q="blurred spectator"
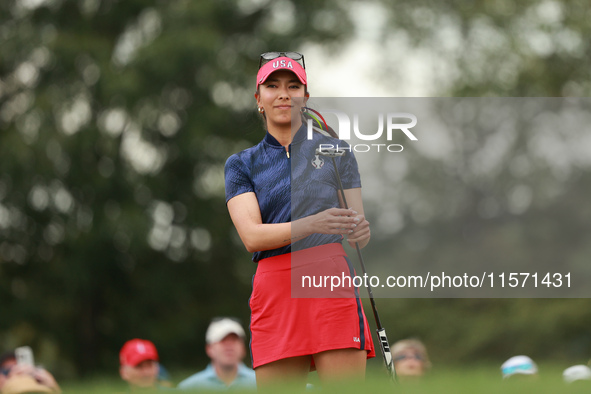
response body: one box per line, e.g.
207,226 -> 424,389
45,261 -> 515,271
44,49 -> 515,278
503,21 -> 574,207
119,339 -> 172,391
0,352 -> 13,391
0,350 -> 61,393
156,364 -> 172,388
563,365 -> 591,384
391,339 -> 431,378
501,355 -> 538,379
177,318 -> 256,391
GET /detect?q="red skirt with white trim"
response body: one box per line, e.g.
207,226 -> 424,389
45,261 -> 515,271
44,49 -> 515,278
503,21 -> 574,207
249,243 -> 376,369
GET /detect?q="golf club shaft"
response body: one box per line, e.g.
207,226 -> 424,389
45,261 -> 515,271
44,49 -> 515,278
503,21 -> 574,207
329,157 -> 396,382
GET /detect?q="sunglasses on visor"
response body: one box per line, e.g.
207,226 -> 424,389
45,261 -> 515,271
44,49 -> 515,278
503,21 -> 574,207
259,52 -> 305,69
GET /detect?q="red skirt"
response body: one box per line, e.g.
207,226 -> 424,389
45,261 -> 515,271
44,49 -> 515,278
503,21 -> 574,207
249,243 -> 376,369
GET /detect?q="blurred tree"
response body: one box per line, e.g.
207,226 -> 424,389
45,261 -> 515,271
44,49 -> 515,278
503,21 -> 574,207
0,0 -> 354,375
374,0 -> 591,96
362,0 -> 591,364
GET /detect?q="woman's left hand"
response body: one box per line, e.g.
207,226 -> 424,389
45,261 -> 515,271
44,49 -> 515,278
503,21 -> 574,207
346,214 -> 370,248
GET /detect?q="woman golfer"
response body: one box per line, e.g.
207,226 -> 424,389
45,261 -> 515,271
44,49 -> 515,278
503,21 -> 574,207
225,52 -> 375,387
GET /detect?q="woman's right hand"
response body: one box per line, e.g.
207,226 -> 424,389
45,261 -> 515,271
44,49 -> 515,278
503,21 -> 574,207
310,207 -> 360,235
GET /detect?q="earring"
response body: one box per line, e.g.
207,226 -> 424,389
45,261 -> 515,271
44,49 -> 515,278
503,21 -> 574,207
258,107 -> 264,114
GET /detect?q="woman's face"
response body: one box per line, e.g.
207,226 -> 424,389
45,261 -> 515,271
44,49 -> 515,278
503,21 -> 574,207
255,70 -> 308,128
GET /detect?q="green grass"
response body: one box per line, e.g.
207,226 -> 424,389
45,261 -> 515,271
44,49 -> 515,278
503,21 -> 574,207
59,363 -> 591,393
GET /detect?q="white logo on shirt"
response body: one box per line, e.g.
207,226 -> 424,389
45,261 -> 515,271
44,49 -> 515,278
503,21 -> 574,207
353,337 -> 360,343
311,155 -> 324,169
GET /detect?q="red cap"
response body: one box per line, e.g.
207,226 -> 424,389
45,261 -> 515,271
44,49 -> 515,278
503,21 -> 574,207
256,56 -> 307,89
119,339 -> 159,366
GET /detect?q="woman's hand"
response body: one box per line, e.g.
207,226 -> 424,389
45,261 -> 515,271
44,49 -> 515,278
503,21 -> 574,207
341,188 -> 370,249
310,207 -> 360,235
346,214 -> 370,248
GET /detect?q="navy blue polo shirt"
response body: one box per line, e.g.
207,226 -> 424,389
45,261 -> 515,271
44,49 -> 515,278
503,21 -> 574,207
225,124 -> 361,262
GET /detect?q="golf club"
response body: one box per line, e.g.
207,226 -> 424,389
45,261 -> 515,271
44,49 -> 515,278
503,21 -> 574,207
315,147 -> 397,383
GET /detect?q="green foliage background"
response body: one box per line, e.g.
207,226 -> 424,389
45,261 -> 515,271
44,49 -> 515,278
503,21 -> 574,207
1,0 -> 590,381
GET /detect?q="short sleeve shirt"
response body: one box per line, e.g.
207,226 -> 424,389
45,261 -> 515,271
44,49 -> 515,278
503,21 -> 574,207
225,124 -> 361,262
